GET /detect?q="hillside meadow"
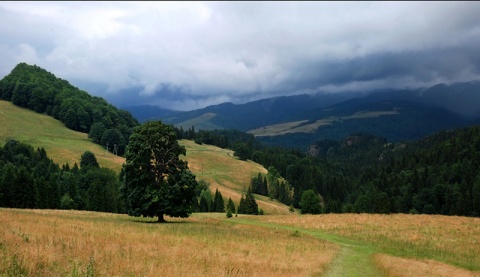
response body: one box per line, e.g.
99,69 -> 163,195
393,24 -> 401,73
0,100 -> 124,172
0,100 -> 291,215
180,139 -> 292,215
1,209 -> 479,277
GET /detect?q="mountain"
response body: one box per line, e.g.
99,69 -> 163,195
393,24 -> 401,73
123,91 -> 358,130
121,104 -> 180,123
123,81 -> 480,149
420,80 -> 480,118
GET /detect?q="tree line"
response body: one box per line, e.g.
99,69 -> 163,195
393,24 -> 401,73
0,63 -> 139,155
0,138 -> 260,217
0,140 -> 123,213
2,63 -> 479,217
175,125 -> 480,217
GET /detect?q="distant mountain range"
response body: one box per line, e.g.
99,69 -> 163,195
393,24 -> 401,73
123,81 -> 480,150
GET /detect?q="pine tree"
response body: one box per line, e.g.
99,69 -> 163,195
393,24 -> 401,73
226,197 -> 236,214
199,196 -> 209,212
213,188 -> 225,212
238,195 -> 246,214
244,187 -> 259,215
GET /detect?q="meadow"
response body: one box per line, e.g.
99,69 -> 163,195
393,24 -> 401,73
2,100 -> 480,276
0,100 -> 290,215
0,101 -> 124,172
1,209 -> 479,277
248,109 -> 399,136
0,209 -> 337,277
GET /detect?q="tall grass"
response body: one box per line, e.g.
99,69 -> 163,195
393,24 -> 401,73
373,253 -> 480,277
254,213 -> 480,271
0,209 -> 338,276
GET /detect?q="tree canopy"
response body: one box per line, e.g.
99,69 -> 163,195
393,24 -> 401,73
122,121 -> 197,222
0,63 -> 139,155
300,189 -> 322,214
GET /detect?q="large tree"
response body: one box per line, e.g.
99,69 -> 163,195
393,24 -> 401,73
122,121 -> 197,222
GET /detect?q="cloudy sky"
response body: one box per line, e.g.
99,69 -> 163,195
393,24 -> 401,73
1,1 -> 480,110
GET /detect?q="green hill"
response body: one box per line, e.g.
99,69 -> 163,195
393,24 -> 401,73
0,100 -> 291,214
180,139 -> 292,215
0,100 -> 124,172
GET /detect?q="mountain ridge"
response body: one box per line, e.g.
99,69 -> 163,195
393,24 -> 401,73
123,81 -> 480,149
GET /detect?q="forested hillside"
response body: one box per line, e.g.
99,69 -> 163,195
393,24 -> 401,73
0,63 -> 139,155
1,62 -> 479,218
178,126 -> 480,217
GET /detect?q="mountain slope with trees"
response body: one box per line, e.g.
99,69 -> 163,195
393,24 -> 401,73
178,124 -> 480,217
0,100 -> 290,215
0,63 -> 139,155
123,81 -> 479,150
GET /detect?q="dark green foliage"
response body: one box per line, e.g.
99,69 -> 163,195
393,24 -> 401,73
300,189 -> 322,214
237,195 -> 246,214
226,197 -> 236,214
101,129 -> 126,155
80,167 -> 122,212
88,122 -> 107,143
80,151 -> 99,168
238,187 -> 259,215
0,63 -> 139,155
251,173 -> 268,196
0,140 -> 124,213
198,188 -> 212,212
213,188 -> 225,213
233,142 -> 251,161
195,180 -> 209,197
122,121 -> 197,222
199,194 -> 210,213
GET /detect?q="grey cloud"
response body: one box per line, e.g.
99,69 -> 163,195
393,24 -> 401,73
1,2 -> 480,110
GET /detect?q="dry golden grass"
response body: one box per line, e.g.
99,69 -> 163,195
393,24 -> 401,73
373,254 -> 480,277
0,209 -> 338,277
255,213 -> 480,271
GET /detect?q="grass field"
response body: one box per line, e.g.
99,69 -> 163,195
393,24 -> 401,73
0,100 -> 124,172
0,209 -> 338,277
248,109 -> 399,137
0,100 -> 291,215
249,213 -> 480,273
1,209 -> 479,277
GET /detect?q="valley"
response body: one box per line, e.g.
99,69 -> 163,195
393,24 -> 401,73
1,62 -> 480,276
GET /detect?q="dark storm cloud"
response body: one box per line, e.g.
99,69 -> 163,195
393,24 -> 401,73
305,45 -> 480,89
1,2 -> 480,110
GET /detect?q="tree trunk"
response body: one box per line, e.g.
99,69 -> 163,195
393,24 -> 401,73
158,214 -> 166,223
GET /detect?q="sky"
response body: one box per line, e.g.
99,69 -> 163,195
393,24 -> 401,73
1,1 -> 480,111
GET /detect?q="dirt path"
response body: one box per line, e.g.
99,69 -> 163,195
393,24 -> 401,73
230,218 -> 383,277
324,247 -> 382,277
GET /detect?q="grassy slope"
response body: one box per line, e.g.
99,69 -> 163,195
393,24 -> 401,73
181,139 -> 292,215
0,100 -> 291,214
248,110 -> 399,136
0,100 -> 124,172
